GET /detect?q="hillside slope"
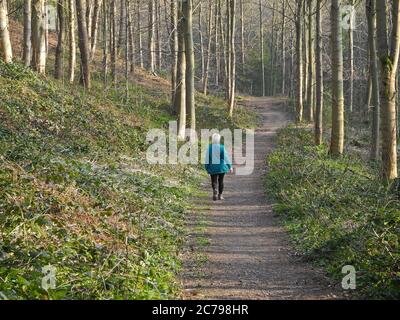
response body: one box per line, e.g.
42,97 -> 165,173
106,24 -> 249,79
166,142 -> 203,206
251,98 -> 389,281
0,61 -> 256,299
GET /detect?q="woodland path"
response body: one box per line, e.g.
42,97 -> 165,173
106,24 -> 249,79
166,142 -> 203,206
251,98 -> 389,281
182,97 -> 339,300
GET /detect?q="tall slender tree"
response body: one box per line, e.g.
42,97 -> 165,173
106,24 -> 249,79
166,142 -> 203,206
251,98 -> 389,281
183,0 -> 195,134
0,0 -> 12,63
76,0 -> 91,89
330,0 -> 345,156
376,0 -> 400,180
68,0 -> 76,83
295,0 -> 304,122
31,0 -> 46,73
23,0 -> 32,66
366,0 -> 380,161
315,0 -> 323,145
55,0 -> 65,79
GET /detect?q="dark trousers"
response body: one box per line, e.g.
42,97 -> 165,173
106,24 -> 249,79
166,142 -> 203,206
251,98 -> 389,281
211,174 -> 225,195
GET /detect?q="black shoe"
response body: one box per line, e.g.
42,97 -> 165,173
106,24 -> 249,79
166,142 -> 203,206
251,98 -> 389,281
213,191 -> 218,201
218,194 -> 225,200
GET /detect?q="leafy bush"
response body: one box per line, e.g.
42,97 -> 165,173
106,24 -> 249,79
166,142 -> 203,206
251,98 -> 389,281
266,125 -> 400,299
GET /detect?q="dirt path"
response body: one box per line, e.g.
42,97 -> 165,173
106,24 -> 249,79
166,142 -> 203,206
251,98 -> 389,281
182,97 -> 339,300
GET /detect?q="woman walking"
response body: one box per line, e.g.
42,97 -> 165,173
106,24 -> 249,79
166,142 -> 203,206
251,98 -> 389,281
205,134 -> 233,201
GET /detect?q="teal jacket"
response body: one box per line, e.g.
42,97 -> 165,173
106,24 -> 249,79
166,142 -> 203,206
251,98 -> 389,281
204,144 -> 232,175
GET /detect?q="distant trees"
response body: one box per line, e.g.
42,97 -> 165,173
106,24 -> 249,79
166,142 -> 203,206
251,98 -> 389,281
3,0 -> 400,180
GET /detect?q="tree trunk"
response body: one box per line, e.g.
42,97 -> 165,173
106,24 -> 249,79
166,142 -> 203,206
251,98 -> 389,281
75,0 -> 91,89
119,0 -> 127,50
90,0 -> 102,60
148,0 -> 155,73
228,0 -> 236,117
198,2 -> 205,86
239,0 -> 244,72
137,0 -> 144,68
127,0 -> 135,71
31,0 -> 46,73
183,0 -> 195,134
110,0 -> 117,84
260,0 -> 265,96
102,0 -> 108,86
269,0 -> 276,96
203,0 -> 213,95
0,0 -> 12,63
295,0 -> 303,122
55,0 -> 65,79
330,0 -> 345,156
176,0 -> 186,140
348,0 -> 354,113
366,0 -> 380,161
171,0 -> 178,104
68,0 -> 76,83
376,0 -> 400,180
306,0 -> 314,122
23,0 -> 32,66
281,0 -> 286,95
315,0 -> 323,145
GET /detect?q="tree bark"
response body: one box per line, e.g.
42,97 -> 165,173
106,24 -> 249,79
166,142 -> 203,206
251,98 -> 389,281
183,0 -> 195,134
176,0 -> 186,140
0,0 -> 12,63
376,0 -> 400,180
330,0 -> 345,156
148,0 -> 155,73
171,0 -> 178,104
203,0 -> 213,95
306,0 -> 314,122
75,0 -> 91,89
295,0 -> 303,122
260,0 -> 265,96
23,0 -> 32,66
281,0 -> 286,95
348,0 -> 354,113
68,0 -> 76,83
55,0 -> 65,79
366,0 -> 380,161
228,0 -> 236,117
315,0 -> 323,145
90,0 -> 102,60
31,0 -> 46,73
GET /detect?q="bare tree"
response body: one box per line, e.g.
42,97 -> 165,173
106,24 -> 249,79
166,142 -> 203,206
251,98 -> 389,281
55,0 -> 65,79
376,0 -> 400,179
23,0 -> 32,66
330,0 -> 345,156
31,0 -> 46,73
76,0 -> 91,89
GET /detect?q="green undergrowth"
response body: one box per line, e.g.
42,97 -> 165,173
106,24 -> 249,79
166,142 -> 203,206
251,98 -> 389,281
266,125 -> 400,299
0,61 -> 257,299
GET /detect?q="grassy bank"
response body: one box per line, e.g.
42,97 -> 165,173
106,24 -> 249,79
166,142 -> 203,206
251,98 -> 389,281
0,61 -> 256,299
266,126 -> 400,299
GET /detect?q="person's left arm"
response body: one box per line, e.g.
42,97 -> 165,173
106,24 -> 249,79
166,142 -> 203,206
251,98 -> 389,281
223,146 -> 233,170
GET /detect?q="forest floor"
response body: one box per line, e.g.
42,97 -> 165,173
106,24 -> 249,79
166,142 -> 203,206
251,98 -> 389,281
182,97 -> 341,300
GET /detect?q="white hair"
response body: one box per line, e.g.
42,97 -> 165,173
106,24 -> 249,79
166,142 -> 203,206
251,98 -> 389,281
212,133 -> 221,145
